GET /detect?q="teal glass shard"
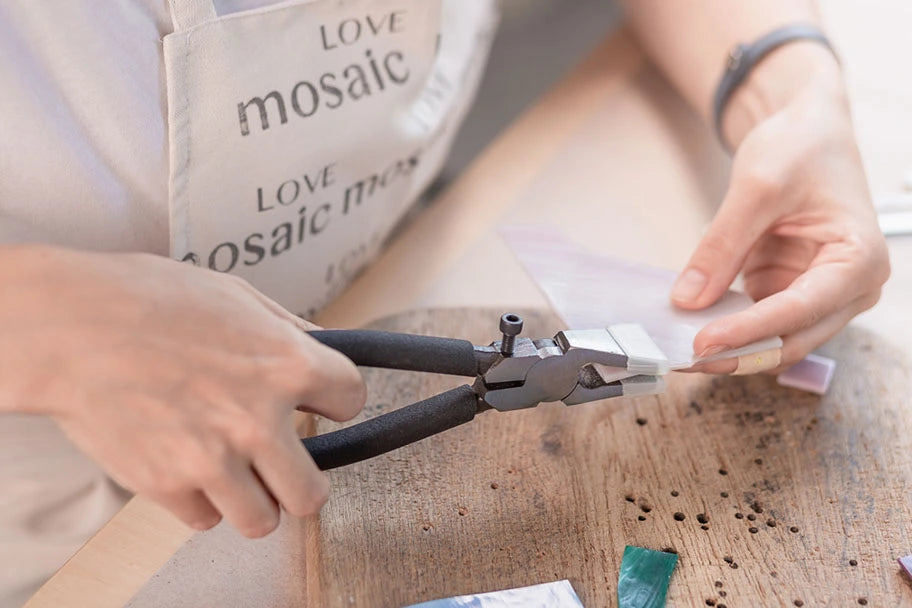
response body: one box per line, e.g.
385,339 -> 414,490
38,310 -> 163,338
617,545 -> 678,608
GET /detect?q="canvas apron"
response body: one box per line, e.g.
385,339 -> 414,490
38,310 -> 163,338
163,0 -> 498,317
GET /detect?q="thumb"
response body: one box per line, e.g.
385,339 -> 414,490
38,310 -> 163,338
671,187 -> 771,310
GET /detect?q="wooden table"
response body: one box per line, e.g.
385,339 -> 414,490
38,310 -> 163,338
26,1 -> 912,605
133,308 -> 912,607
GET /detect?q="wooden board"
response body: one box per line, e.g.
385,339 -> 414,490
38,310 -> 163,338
125,307 -> 912,607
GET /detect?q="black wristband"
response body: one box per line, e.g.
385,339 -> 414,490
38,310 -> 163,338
712,24 -> 837,150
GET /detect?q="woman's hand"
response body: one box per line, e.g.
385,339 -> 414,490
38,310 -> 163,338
0,246 -> 366,536
671,44 -> 890,374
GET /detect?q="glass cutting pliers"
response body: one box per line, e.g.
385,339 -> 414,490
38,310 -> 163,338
302,313 -> 669,470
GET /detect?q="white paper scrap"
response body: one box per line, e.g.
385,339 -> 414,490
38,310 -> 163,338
403,580 -> 584,608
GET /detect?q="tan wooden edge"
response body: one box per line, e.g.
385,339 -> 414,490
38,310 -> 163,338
22,497 -> 195,608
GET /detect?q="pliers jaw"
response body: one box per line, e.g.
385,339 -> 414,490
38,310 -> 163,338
562,372 -> 666,406
476,321 -> 668,412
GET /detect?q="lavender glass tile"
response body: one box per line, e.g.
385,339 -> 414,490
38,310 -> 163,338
776,353 -> 836,395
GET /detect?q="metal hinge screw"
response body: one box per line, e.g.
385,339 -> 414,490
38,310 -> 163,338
499,313 -> 524,356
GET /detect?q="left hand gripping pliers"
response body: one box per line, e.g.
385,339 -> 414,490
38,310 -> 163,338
303,313 -> 669,470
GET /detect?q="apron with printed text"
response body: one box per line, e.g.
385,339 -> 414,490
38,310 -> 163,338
163,0 -> 497,317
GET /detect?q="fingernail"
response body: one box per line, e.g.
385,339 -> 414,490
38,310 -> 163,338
312,474 -> 330,506
671,268 -> 707,303
698,345 -> 729,359
190,516 -> 221,531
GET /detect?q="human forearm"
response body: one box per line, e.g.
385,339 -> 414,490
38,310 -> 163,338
617,0 -> 837,147
0,244 -> 60,415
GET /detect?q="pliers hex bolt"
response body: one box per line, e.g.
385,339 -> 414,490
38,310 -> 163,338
303,313 -> 667,470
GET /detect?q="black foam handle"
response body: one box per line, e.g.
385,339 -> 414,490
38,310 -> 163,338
302,384 -> 479,470
308,330 -> 478,376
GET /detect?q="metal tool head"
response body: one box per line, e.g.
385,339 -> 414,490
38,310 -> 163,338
475,315 -> 668,411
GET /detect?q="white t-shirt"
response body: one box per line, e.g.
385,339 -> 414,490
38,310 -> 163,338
0,1 -> 173,252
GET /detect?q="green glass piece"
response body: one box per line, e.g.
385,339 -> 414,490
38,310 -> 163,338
617,545 -> 678,608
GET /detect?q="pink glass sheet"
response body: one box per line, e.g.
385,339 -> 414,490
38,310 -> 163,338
501,225 -> 782,370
